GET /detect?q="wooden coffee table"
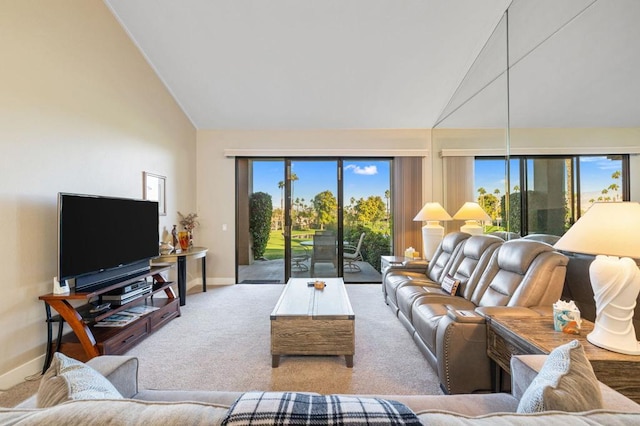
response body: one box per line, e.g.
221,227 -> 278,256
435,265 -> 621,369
270,278 -> 355,367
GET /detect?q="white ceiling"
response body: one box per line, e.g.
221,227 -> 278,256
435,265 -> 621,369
104,0 -> 510,129
104,0 -> 640,130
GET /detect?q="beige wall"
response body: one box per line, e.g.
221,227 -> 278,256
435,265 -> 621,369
0,1 -> 196,388
196,129 -> 431,284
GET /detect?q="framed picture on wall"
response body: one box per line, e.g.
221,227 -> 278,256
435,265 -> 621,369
143,172 -> 167,216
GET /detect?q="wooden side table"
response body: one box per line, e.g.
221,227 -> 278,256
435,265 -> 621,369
154,246 -> 208,306
487,316 -> 640,403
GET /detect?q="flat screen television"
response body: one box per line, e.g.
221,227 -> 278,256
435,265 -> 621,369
58,193 -> 160,292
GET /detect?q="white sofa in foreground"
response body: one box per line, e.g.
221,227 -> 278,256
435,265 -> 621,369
3,342 -> 640,425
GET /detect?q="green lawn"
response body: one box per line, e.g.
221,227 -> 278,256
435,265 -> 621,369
263,230 -> 314,260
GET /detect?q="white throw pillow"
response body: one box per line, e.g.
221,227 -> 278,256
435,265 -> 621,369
37,352 -> 123,408
517,340 -> 603,413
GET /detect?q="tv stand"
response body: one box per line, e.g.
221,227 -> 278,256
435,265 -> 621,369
39,265 -> 179,372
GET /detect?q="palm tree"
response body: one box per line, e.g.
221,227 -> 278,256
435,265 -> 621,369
290,173 -> 299,207
278,181 -> 284,208
477,187 -> 486,207
278,180 -> 284,230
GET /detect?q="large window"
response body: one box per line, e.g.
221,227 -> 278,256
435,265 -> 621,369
475,155 -> 629,236
237,158 -> 393,284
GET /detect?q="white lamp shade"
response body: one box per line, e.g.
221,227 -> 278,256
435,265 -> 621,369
452,202 -> 492,222
414,202 -> 452,222
554,202 -> 640,258
452,202 -> 491,235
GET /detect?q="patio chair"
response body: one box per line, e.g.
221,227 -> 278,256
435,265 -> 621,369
291,245 -> 310,271
344,232 -> 365,273
310,232 -> 337,275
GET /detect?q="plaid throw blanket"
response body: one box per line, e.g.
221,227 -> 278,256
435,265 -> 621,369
221,392 -> 422,425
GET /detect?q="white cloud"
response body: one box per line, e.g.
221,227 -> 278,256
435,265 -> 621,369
345,164 -> 378,175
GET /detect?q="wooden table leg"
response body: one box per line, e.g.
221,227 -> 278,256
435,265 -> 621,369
46,299 -> 100,360
491,359 -> 502,392
345,355 -> 354,368
272,355 -> 280,368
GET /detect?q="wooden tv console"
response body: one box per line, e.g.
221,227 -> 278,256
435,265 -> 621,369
39,265 -> 179,371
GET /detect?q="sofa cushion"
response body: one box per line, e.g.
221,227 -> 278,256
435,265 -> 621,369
497,240 -> 551,275
415,410 -> 640,425
37,352 -> 123,408
222,392 -> 421,425
2,399 -> 229,425
517,340 -> 603,413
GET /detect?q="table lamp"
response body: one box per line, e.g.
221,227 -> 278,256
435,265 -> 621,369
452,202 -> 491,236
413,202 -> 452,261
554,202 -> 640,355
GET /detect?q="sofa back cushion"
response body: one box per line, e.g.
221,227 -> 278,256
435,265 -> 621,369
445,235 -> 503,299
426,232 -> 470,283
5,399 -> 230,425
471,240 -> 568,307
427,232 -> 471,284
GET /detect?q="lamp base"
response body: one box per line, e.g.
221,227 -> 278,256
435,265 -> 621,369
422,222 -> 444,261
587,255 -> 640,356
460,220 -> 483,236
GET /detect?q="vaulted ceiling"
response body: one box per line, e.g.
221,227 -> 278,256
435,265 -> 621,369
104,0 -> 639,130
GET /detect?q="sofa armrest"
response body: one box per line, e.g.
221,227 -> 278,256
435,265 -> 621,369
383,260 -> 428,276
510,355 -> 545,401
436,312 -> 492,393
86,356 -> 139,398
510,354 -> 640,412
475,306 -> 546,319
402,259 -> 429,268
446,309 -> 485,324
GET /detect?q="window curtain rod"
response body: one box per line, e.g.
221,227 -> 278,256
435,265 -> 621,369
224,149 -> 429,158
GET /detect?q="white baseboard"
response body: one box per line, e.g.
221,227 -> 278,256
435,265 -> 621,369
0,355 -> 43,391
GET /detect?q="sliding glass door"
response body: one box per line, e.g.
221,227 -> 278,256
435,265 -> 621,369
288,160 -> 340,279
236,157 -> 391,284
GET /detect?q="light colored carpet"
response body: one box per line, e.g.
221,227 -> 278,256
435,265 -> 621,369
0,284 -> 442,407
125,284 -> 442,396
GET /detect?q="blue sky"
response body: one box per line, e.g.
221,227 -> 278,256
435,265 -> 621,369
252,160 -> 391,208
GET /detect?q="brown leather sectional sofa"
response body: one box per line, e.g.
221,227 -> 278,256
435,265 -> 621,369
383,232 -> 569,394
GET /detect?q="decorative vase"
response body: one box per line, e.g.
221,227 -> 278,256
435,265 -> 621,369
178,231 -> 190,251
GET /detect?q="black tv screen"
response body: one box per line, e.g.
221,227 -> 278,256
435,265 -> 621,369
58,193 -> 159,290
